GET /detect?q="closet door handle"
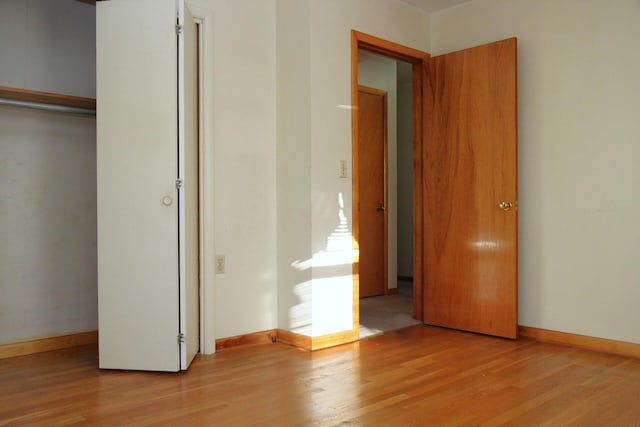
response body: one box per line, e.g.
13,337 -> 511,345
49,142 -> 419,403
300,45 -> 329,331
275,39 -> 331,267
162,196 -> 173,206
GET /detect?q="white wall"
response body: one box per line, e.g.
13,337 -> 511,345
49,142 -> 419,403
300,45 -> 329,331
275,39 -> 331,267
0,0 -> 96,344
272,0 -> 430,338
431,0 -> 640,344
276,0 -> 313,335
358,51 -> 399,291
191,0 -> 430,341
307,0 -> 430,336
188,0 -> 278,339
0,0 -> 95,98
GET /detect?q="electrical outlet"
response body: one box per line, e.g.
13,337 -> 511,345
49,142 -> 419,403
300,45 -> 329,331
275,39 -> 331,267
214,255 -> 225,274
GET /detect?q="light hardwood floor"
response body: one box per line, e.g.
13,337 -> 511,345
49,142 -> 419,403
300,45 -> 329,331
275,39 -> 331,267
1,325 -> 639,426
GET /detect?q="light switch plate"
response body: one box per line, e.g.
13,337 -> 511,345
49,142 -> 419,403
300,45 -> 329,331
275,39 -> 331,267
214,255 -> 225,274
339,160 -> 348,178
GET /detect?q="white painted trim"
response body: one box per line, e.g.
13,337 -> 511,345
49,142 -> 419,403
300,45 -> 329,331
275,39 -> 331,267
177,0 -> 187,369
194,16 -> 205,360
186,1 -> 215,355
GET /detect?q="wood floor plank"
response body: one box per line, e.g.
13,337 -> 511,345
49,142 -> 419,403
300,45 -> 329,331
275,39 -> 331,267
1,325 -> 639,426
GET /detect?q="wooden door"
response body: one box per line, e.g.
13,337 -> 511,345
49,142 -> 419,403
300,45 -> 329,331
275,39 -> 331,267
178,0 -> 200,370
97,0 -> 181,371
357,86 -> 387,298
423,38 -> 518,339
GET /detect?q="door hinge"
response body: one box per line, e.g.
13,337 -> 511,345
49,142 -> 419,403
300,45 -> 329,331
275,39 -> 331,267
176,179 -> 183,189
178,333 -> 185,344
176,24 -> 184,35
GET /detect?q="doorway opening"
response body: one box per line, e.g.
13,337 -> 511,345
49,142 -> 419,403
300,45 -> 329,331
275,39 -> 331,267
351,31 -> 430,339
356,52 -> 419,338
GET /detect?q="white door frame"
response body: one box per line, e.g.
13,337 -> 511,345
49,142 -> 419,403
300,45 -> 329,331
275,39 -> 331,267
187,2 -> 216,355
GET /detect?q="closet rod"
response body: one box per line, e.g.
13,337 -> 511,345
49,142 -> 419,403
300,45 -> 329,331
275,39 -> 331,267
0,98 -> 96,116
0,85 -> 96,115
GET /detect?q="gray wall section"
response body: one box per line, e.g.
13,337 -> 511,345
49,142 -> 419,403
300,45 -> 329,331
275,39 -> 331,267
0,0 -> 97,343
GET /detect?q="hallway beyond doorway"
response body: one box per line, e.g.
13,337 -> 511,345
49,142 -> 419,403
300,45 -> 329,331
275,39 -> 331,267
359,280 -> 421,338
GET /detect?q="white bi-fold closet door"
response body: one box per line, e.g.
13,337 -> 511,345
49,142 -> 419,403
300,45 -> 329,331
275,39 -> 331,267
97,0 -> 199,372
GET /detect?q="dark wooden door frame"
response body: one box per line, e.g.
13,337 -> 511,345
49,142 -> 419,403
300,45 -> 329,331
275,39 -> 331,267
351,30 -> 430,336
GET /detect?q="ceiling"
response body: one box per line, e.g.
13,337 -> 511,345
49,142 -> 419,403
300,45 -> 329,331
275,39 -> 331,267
79,0 -> 471,13
399,0 -> 471,13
